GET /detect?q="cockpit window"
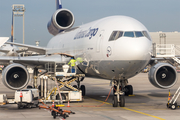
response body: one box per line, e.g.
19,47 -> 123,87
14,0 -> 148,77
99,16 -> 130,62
135,31 -> 144,37
142,31 -> 151,40
109,31 -> 118,41
124,32 -> 134,37
109,31 -> 151,40
109,31 -> 123,41
116,31 -> 123,39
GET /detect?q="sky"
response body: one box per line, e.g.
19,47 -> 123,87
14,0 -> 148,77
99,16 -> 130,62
0,0 -> 180,46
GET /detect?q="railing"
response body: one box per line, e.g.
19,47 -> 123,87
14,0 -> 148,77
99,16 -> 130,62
155,44 -> 175,57
172,57 -> 180,65
175,45 -> 180,56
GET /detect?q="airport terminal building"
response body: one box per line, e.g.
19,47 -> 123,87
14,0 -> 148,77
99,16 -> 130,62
150,31 -> 180,57
150,31 -> 180,45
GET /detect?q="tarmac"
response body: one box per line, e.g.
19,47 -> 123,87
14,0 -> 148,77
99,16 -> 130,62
0,73 -> 180,120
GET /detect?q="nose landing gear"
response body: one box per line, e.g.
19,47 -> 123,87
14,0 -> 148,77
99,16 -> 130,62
113,94 -> 125,107
112,78 -> 133,107
113,80 -> 125,107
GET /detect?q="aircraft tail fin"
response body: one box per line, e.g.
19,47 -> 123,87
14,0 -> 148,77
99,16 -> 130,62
56,0 -> 62,9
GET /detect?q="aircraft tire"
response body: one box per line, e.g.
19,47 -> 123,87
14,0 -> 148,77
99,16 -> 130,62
128,85 -> 133,95
113,95 -> 118,107
80,85 -> 86,96
125,85 -> 133,96
119,96 -> 125,107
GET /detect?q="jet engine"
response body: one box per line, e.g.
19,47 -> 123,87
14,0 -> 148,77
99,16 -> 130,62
47,9 -> 75,36
2,63 -> 29,90
148,62 -> 177,89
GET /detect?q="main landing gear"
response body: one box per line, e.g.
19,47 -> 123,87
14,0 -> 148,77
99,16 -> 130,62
73,77 -> 86,96
112,79 -> 133,107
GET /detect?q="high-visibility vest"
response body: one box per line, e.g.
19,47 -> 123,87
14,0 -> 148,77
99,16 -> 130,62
68,59 -> 76,67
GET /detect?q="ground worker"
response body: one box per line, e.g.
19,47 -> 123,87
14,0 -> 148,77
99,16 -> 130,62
68,57 -> 76,73
76,57 -> 83,63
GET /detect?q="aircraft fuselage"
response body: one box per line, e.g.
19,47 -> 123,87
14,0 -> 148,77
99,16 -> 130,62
47,16 -> 152,80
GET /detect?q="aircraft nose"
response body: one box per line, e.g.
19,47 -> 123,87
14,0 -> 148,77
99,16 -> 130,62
114,38 -> 152,60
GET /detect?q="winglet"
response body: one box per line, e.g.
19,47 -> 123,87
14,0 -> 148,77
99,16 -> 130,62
56,0 -> 62,9
0,37 -> 9,47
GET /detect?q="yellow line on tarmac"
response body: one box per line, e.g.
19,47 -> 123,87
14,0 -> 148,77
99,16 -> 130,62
90,98 -> 165,120
122,107 -> 165,120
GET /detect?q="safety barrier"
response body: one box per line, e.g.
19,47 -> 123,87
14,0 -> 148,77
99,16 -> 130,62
155,44 -> 175,57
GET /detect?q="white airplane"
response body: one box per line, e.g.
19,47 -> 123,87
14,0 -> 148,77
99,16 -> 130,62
0,0 -> 177,107
0,43 -> 21,56
0,37 -> 9,47
0,37 -> 18,56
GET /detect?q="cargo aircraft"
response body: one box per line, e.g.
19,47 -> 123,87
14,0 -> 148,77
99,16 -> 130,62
0,0 -> 177,107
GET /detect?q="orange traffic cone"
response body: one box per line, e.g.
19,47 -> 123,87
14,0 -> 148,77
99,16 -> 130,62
20,91 -> 23,98
52,101 -> 55,107
67,101 -> 70,107
168,90 -> 171,102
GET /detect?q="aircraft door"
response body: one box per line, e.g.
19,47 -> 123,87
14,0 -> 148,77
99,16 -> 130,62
96,30 -> 104,52
105,31 -> 118,58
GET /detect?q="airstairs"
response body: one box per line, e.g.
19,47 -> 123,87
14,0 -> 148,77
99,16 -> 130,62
171,57 -> 180,65
154,44 -> 180,110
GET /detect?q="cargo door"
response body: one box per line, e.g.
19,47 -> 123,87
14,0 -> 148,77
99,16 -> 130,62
96,30 -> 104,52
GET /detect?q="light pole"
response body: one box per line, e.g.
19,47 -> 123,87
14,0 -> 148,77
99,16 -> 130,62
12,4 -> 25,44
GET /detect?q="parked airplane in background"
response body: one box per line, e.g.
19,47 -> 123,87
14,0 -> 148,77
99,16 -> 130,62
0,0 -> 177,107
0,37 -> 18,56
0,37 -> 9,47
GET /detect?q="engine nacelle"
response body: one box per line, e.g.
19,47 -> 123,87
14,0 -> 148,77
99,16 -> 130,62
148,62 -> 177,89
2,63 -> 29,90
47,9 -> 75,35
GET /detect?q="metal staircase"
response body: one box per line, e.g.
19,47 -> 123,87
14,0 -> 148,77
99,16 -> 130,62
154,44 -> 180,110
154,44 -> 175,57
171,57 -> 180,65
151,43 -> 180,72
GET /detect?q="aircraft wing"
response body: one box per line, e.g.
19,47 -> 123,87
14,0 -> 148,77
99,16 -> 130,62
0,55 -> 68,66
0,49 -> 9,54
5,42 -> 46,54
15,48 -> 28,53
